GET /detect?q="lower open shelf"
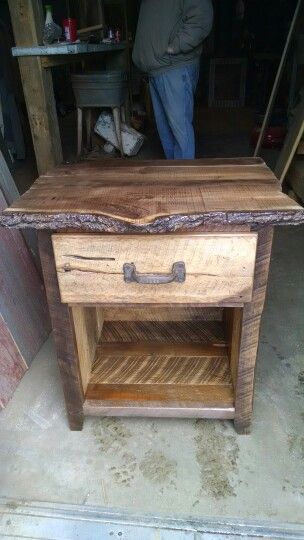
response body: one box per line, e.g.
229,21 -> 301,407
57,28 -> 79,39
80,319 -> 236,419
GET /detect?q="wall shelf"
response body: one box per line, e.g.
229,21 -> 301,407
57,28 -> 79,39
11,42 -> 127,57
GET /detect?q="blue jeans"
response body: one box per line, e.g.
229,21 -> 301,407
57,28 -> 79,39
149,63 -> 200,160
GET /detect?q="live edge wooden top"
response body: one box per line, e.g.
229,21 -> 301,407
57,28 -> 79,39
1,158 -> 304,233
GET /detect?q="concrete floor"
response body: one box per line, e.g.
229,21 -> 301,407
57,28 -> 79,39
0,226 -> 303,525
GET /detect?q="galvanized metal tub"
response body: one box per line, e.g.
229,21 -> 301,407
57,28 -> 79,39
71,71 -> 128,107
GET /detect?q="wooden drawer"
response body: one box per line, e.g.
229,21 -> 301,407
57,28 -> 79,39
52,233 -> 257,305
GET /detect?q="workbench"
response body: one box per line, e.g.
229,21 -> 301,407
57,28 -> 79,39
1,158 -> 303,433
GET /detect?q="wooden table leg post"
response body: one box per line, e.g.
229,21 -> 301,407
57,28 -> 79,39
234,227 -> 274,434
38,232 -> 84,431
86,109 -> 92,151
77,108 -> 83,159
113,107 -> 124,157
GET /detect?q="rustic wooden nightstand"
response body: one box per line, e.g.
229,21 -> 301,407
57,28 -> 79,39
1,158 -> 303,433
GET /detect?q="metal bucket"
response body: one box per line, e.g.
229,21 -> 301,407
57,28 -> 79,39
71,71 -> 128,107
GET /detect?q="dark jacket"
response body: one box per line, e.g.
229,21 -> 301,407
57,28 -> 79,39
132,0 -> 213,75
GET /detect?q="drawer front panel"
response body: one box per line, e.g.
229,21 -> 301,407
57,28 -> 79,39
52,233 -> 257,305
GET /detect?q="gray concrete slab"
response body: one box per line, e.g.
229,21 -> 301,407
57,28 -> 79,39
0,226 -> 303,525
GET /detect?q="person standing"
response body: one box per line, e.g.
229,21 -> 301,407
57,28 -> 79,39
133,0 -> 213,159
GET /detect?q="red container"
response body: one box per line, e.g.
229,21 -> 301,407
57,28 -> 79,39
63,18 -> 77,42
251,126 -> 287,149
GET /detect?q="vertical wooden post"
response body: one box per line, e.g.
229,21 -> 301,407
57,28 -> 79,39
77,108 -> 83,158
234,227 -> 274,434
8,0 -> 63,174
38,231 -> 84,430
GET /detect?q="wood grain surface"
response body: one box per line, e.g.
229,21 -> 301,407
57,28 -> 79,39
90,351 -> 230,386
1,158 -> 303,232
233,227 -> 274,434
224,307 -> 243,388
83,318 -> 234,418
85,385 -> 234,409
38,232 -> 84,430
71,306 -> 103,393
102,306 -> 224,322
52,233 -> 257,305
100,320 -> 226,344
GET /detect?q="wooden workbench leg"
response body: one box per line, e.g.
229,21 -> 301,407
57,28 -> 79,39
234,227 -> 274,434
38,232 -> 84,431
77,108 -> 83,159
85,109 -> 92,151
113,107 -> 124,157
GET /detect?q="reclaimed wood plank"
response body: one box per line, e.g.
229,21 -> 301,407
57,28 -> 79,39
41,157 -> 271,174
71,306 -> 103,393
224,307 -> 243,388
102,306 -> 224,322
52,233 -> 257,305
99,341 -> 227,357
90,351 -> 230,386
101,320 -> 226,345
1,158 -> 303,231
38,231 -> 84,430
86,384 -> 234,406
234,227 -> 274,434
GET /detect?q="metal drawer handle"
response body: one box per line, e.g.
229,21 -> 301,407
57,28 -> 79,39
123,262 -> 186,285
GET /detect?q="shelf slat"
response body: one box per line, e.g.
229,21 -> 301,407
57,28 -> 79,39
99,341 -> 227,358
91,349 -> 230,386
86,383 -> 233,404
84,319 -> 234,418
101,320 -> 226,345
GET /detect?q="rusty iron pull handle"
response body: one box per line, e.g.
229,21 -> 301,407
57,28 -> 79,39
123,262 -> 186,285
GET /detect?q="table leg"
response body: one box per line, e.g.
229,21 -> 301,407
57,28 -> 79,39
113,107 -> 124,157
234,227 -> 274,434
38,232 -> 84,431
85,109 -> 92,151
120,105 -> 126,123
77,108 -> 83,159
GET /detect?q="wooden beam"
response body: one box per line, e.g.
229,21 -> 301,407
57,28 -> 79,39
8,0 -> 62,174
38,231 -> 84,430
234,227 -> 274,434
